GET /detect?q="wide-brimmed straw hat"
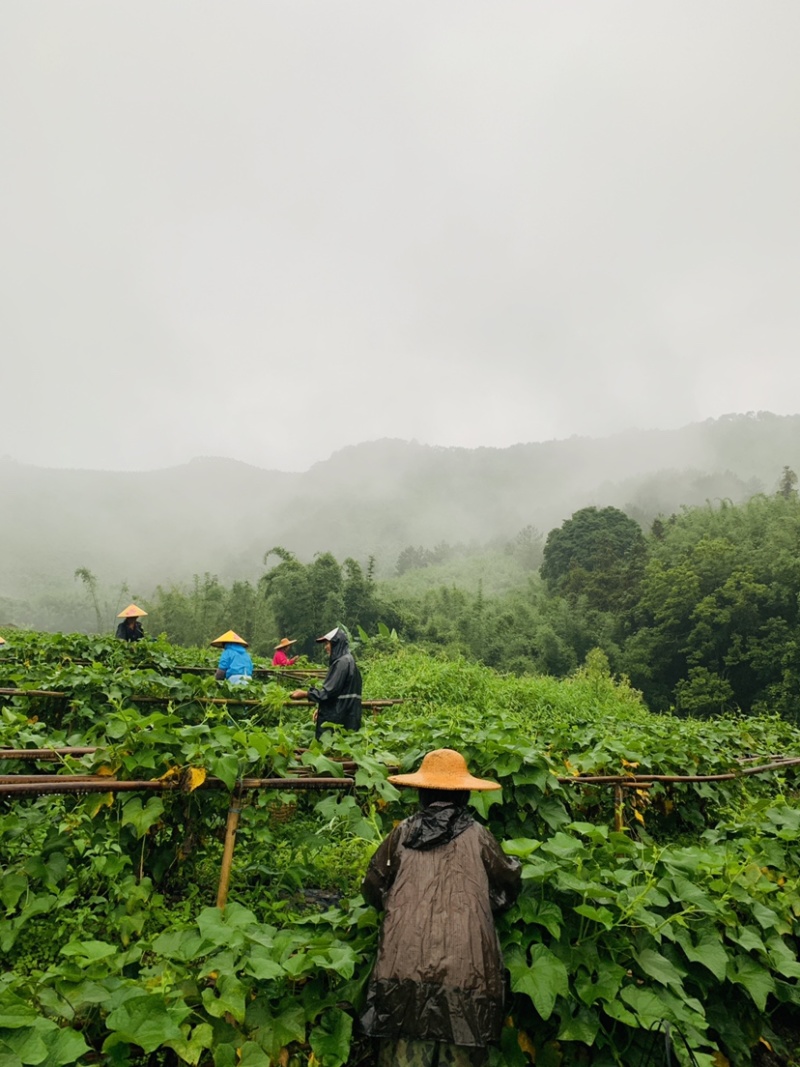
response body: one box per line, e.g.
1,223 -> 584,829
388,749 -> 500,792
210,630 -> 249,648
117,604 -> 148,619
274,637 -> 297,651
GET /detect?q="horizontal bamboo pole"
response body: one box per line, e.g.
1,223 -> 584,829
0,774 -> 101,785
288,699 -> 402,708
0,747 -> 98,759
557,756 -> 800,786
0,776 -> 355,796
0,687 -> 400,709
0,688 -> 64,698
1,660 -> 326,678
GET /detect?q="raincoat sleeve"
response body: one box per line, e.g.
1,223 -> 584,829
362,826 -> 403,910
479,828 -> 522,914
307,656 -> 350,704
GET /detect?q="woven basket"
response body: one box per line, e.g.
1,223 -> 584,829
266,799 -> 297,825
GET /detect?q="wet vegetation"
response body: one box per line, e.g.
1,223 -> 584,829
3,633 -> 800,1065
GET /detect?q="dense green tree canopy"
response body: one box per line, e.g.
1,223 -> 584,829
540,505 -> 647,611
622,494 -> 800,715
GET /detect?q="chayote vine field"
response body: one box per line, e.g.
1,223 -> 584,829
2,631 -> 800,1067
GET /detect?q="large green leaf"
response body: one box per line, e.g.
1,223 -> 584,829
0,873 -> 27,911
60,940 -> 117,962
316,944 -> 357,979
507,945 -> 569,1021
237,1043 -> 272,1066
201,975 -> 247,1023
633,948 -> 685,991
601,998 -> 637,1026
243,948 -> 285,981
209,754 -> 240,790
574,904 -> 615,930
0,997 -> 38,1029
255,1000 -> 307,1058
104,995 -> 187,1053
766,936 -> 800,979
164,1023 -> 214,1067
727,926 -> 765,954
750,901 -> 781,931
556,1005 -> 600,1045
575,962 -> 627,1006
727,958 -> 776,1012
120,797 -> 165,838
309,1008 -> 353,1067
620,985 -> 675,1029
0,1026 -> 48,1066
517,898 -> 563,940
675,929 -> 730,977
37,1024 -> 90,1067
196,903 -> 256,951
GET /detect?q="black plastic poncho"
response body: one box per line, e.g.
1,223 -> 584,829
360,803 -> 521,1048
307,628 -> 362,739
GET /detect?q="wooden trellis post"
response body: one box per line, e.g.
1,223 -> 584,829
217,787 -> 245,909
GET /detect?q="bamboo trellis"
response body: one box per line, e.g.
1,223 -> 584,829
0,658 -> 327,681
3,743 -> 798,895
0,687 -> 402,711
0,757 -> 357,908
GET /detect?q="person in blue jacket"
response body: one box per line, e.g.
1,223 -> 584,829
211,630 -> 253,685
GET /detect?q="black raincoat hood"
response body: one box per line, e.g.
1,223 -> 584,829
404,802 -> 474,851
327,628 -> 350,665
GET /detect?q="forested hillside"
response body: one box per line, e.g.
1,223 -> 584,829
36,471 -> 796,723
2,413 -> 798,629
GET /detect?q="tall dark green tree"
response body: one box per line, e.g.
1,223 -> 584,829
778,465 -> 798,499
622,495 -> 800,717
540,506 -> 647,611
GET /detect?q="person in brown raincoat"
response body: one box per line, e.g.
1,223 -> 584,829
360,748 -> 521,1067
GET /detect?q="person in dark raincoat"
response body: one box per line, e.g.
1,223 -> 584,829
290,626 -> 362,740
360,748 -> 521,1067
115,604 -> 147,642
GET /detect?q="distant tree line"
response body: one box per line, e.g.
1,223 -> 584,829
127,468 -> 800,721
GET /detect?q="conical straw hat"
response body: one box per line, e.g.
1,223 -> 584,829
388,749 -> 500,792
117,603 -> 148,618
210,629 -> 249,648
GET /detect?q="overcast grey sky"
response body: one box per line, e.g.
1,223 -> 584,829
2,2 -> 798,472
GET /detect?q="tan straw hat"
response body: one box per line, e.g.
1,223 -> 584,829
210,629 -> 249,648
117,603 -> 148,618
274,637 -> 297,650
388,749 -> 501,792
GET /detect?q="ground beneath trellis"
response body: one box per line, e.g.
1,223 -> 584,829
753,1011 -> 800,1067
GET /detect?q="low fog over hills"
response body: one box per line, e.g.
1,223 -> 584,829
1,413 -> 798,621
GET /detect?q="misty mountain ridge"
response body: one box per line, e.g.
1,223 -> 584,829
1,413 -> 798,607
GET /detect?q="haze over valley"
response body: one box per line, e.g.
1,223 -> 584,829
2,412 -> 798,630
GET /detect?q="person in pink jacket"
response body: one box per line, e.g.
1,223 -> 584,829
272,637 -> 298,667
